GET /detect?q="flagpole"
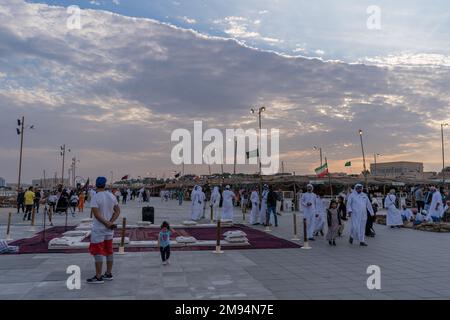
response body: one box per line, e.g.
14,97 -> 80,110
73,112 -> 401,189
326,157 -> 333,198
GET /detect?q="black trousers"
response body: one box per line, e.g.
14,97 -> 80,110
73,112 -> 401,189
160,246 -> 171,262
24,205 -> 33,220
17,202 -> 25,214
416,201 -> 425,213
365,212 -> 374,235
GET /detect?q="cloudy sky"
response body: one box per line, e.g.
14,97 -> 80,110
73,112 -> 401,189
0,0 -> 449,183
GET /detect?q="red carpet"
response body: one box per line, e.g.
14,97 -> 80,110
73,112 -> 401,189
10,225 -> 301,254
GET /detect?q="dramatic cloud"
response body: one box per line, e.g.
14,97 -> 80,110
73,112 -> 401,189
0,0 -> 449,183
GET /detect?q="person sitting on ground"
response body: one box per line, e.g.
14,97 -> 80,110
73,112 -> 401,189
401,204 -> 414,222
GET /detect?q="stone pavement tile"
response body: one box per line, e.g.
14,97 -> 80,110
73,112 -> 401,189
383,291 -> 422,300
0,283 -> 35,296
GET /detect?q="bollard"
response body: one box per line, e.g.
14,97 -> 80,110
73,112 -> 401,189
64,209 -> 69,232
118,217 -> 127,255
291,213 -> 300,241
90,208 -> 93,219
264,214 -> 272,232
29,207 -> 36,232
242,210 -> 246,223
6,212 -> 13,241
301,218 -> 312,250
213,220 -> 224,254
42,206 -> 47,243
210,206 -> 214,224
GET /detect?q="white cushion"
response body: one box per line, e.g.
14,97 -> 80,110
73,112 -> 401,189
113,237 -> 130,244
48,238 -> 75,247
182,220 -> 198,226
223,231 -> 247,238
176,236 -> 197,243
224,236 -> 248,243
62,230 -> 90,237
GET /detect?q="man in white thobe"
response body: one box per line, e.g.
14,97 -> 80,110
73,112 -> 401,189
221,185 -> 235,221
300,184 -> 316,241
210,187 -> 221,221
249,188 -> 260,225
259,185 -> 269,225
428,186 -> 443,223
384,189 -> 403,228
347,184 -> 374,246
191,186 -> 203,221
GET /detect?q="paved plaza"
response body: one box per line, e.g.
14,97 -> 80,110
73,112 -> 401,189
1,198 -> 450,300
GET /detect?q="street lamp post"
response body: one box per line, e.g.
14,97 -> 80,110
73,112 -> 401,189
441,123 -> 448,185
373,153 -> 381,176
250,106 -> 266,176
359,130 -> 368,187
60,145 -> 70,186
71,156 -> 80,187
313,146 -> 323,167
16,117 -> 34,190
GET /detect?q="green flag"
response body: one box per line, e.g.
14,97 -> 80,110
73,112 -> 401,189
345,161 -> 352,167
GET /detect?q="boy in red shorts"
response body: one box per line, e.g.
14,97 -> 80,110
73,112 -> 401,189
87,177 -> 121,284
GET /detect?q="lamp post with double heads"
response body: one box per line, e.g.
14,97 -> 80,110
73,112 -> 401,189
60,145 -> 70,186
313,146 -> 323,167
16,117 -> 34,190
373,153 -> 381,176
250,106 -> 266,176
70,156 -> 80,187
441,123 -> 448,185
359,129 -> 368,187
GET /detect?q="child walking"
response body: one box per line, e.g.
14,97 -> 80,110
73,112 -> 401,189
326,200 -> 342,246
158,221 -> 175,265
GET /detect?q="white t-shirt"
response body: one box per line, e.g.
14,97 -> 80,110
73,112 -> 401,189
91,191 -> 118,232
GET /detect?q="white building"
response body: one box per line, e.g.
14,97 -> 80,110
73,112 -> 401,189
0,177 -> 6,188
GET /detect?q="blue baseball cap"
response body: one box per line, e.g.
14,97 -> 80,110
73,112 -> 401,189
96,176 -> 107,188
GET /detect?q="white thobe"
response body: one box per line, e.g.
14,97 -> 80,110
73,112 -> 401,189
210,189 -> 221,220
384,195 -> 403,226
347,191 -> 374,243
222,190 -> 235,220
301,192 -> 316,239
259,190 -> 269,224
200,191 -> 206,218
429,191 -> 443,219
314,196 -> 326,233
249,191 -> 260,224
191,190 -> 203,221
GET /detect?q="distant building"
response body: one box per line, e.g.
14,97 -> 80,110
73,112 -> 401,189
370,161 -> 424,177
0,177 -> 6,188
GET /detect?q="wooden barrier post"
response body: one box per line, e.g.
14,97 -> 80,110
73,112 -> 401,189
291,213 -> 300,241
42,205 -> 47,243
301,218 -> 312,250
64,209 -> 68,231
118,217 -> 127,255
210,206 -> 214,224
6,212 -> 13,241
264,210 -> 272,232
213,219 -> 224,254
